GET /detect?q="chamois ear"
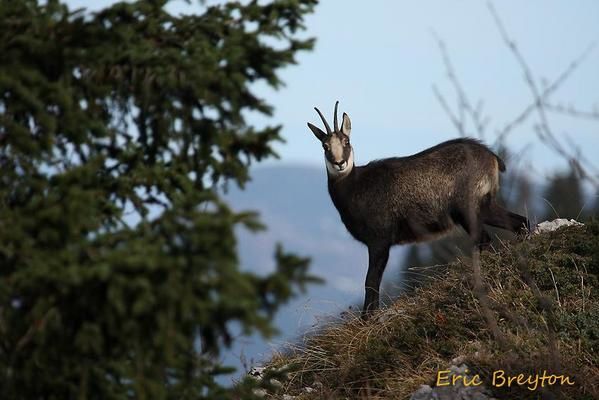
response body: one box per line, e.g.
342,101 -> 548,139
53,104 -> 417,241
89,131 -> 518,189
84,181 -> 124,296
341,113 -> 351,136
307,122 -> 327,142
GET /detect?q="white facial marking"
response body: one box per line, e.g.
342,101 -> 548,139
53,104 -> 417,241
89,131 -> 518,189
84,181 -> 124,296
326,149 -> 354,177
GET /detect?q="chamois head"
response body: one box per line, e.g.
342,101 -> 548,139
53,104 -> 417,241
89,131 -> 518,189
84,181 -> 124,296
307,101 -> 353,177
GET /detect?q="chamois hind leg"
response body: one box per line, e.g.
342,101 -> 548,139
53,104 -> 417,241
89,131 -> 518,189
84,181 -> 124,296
478,229 -> 492,251
482,201 -> 529,233
454,207 -> 491,251
362,244 -> 390,318
466,222 -> 492,251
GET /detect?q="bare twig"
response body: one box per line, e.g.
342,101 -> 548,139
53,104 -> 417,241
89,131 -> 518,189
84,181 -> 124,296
515,252 -> 561,373
431,31 -> 489,139
432,85 -> 465,136
495,41 -> 596,142
543,102 -> 599,121
471,250 -> 507,347
488,1 -> 599,187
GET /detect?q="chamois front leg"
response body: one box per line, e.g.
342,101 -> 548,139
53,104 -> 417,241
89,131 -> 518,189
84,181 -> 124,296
362,244 -> 390,318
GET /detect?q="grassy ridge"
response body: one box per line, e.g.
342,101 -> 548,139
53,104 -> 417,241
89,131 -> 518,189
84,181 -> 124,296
266,222 -> 599,399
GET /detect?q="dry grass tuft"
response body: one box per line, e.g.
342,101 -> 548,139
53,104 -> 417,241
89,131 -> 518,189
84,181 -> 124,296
264,221 -> 599,399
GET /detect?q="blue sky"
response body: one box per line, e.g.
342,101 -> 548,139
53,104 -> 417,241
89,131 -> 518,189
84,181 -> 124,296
263,1 -> 599,180
67,0 -> 599,184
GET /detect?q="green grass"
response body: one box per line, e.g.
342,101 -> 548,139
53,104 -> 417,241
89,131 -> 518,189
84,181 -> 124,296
263,221 -> 599,399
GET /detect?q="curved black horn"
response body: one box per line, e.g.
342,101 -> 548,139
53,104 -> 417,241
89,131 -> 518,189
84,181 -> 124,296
314,107 -> 332,134
333,101 -> 339,132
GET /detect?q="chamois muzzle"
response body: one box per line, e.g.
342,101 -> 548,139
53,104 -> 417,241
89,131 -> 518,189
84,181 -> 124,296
334,160 -> 348,171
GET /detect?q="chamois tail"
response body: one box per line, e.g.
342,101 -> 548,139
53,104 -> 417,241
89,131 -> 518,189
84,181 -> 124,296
493,153 -> 506,172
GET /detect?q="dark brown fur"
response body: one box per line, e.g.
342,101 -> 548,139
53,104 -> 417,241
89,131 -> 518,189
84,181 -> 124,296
329,139 -> 504,245
308,105 -> 529,317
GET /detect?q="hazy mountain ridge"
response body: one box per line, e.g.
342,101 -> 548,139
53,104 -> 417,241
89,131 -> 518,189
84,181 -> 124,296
228,165 -> 405,301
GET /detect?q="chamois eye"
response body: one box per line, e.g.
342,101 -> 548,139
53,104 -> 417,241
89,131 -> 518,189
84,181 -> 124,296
323,143 -> 330,151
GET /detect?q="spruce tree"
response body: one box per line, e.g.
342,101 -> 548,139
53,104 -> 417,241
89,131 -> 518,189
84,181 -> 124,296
543,168 -> 584,220
0,0 -> 318,398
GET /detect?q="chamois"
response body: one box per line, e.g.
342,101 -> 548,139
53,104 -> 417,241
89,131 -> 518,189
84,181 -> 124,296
307,102 -> 529,316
